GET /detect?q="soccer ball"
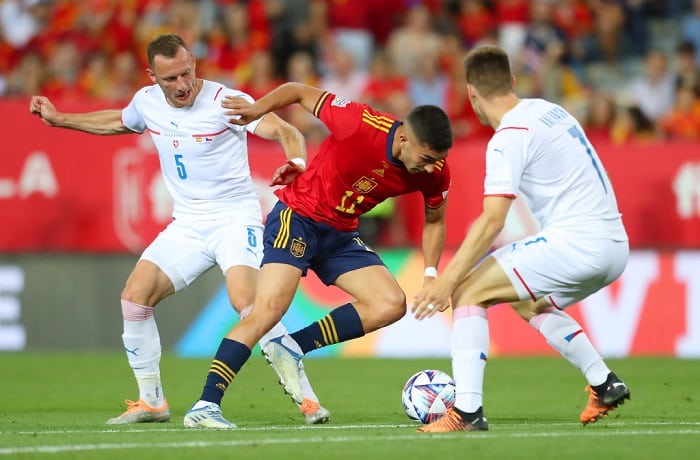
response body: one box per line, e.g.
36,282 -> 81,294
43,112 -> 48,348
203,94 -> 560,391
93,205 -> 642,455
401,369 -> 455,424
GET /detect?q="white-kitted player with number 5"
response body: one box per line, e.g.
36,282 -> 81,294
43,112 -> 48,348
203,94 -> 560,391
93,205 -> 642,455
29,33 -> 329,428
412,45 -> 631,433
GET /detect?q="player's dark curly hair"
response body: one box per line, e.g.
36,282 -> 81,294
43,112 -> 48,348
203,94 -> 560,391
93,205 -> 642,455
147,33 -> 190,67
405,105 -> 453,153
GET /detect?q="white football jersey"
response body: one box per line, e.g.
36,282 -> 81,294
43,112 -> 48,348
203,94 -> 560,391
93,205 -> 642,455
121,80 -> 264,220
484,98 -> 627,241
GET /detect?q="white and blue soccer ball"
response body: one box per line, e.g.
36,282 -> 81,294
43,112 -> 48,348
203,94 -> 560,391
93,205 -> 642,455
401,369 -> 455,424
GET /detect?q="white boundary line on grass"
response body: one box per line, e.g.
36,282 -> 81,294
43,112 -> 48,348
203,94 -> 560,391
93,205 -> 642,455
8,419 -> 700,435
1,425 -> 700,455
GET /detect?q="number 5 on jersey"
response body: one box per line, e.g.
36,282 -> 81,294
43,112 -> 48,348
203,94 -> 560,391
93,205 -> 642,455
174,154 -> 188,179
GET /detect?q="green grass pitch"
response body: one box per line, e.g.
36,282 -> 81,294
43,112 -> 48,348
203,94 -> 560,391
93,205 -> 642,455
0,353 -> 697,459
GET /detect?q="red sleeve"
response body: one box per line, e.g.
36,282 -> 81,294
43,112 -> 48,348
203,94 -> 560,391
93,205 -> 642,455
423,161 -> 451,209
314,92 -> 364,140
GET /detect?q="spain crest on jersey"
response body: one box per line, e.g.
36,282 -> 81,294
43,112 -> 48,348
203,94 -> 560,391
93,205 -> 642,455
352,176 -> 377,194
290,238 -> 307,258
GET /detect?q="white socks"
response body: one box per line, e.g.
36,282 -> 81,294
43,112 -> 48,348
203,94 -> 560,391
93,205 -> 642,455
529,308 -> 610,386
120,300 -> 165,408
451,306 -> 489,413
450,303 -> 612,416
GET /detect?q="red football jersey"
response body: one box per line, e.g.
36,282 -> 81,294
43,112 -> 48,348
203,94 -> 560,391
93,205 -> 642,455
275,92 -> 451,232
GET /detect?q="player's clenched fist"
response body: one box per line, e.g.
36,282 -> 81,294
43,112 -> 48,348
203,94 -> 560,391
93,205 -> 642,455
29,96 -> 59,126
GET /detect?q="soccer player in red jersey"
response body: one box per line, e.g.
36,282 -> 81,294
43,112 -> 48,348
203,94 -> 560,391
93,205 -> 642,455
184,82 -> 453,427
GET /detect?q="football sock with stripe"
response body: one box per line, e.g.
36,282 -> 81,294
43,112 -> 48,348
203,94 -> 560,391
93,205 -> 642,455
290,303 -> 364,354
529,308 -> 610,386
199,339 -> 251,406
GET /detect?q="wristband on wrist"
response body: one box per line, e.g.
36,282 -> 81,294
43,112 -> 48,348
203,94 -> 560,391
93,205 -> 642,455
290,157 -> 306,169
424,267 -> 438,278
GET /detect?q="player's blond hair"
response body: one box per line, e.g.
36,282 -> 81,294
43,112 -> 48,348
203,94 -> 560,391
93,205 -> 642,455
463,46 -> 513,98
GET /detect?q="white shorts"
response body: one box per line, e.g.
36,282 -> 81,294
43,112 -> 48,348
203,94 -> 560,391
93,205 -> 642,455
492,227 -> 629,309
140,216 -> 263,292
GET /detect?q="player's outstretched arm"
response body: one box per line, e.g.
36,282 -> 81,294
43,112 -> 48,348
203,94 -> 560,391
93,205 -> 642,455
253,112 -> 308,186
223,83 -> 326,126
29,95 -> 131,135
412,196 -> 512,320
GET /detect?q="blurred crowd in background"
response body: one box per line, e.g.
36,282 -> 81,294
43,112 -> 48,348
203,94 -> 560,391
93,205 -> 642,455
2,0 -> 700,144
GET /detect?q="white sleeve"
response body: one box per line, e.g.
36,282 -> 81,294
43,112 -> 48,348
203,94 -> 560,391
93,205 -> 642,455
483,130 -> 526,197
121,90 -> 147,134
219,89 -> 264,134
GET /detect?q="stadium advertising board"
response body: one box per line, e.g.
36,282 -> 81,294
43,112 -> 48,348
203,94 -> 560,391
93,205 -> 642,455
2,249 -> 699,357
2,99 -> 700,251
175,249 -> 700,358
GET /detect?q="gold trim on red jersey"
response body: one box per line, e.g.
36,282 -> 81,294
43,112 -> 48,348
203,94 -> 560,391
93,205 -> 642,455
361,110 -> 393,133
313,92 -> 332,118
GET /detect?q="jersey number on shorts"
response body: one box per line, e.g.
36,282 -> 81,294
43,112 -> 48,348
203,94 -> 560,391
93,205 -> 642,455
567,125 -> 607,193
246,227 -> 258,248
174,154 -> 188,179
335,190 -> 365,214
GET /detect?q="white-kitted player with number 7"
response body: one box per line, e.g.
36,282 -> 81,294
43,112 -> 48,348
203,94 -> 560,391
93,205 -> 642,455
412,45 -> 631,432
29,33 -> 329,428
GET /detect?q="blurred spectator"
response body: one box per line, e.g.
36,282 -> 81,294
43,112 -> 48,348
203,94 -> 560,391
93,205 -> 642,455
360,48 -> 410,119
385,3 -> 443,77
455,0 -> 495,48
314,0 -> 374,71
0,0 -> 695,149
266,0 -> 319,80
681,0 -> 700,67
0,0 -> 50,48
286,49 -> 320,86
626,49 -> 675,125
588,0 -> 626,62
98,2 -> 139,56
78,51 -> 112,100
621,0 -> 652,59
367,0 -> 407,46
552,0 -> 595,65
494,0 -> 529,59
408,50 -> 449,108
239,49 -> 283,100
583,89 -> 618,142
3,51 -> 44,97
41,40 -> 83,100
203,1 -> 267,87
514,0 -> 572,99
675,40 -> 700,91
611,105 -> 659,143
318,43 -> 368,101
659,83 -> 700,141
109,50 -> 146,104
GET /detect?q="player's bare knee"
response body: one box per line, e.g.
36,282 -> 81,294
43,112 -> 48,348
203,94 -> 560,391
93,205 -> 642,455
228,294 -> 255,314
377,289 -> 407,324
120,288 -> 145,306
255,300 -> 289,323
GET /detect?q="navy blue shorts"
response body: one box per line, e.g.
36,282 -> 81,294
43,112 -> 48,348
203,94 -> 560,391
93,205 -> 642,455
262,201 -> 384,285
